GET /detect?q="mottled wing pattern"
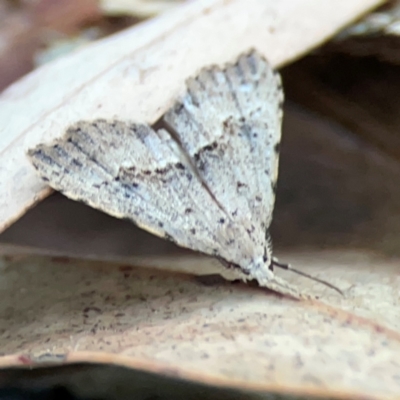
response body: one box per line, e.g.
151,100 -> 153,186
28,120 -> 254,265
164,50 -> 283,252
28,50 -> 293,294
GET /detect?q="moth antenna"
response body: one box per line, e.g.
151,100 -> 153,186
271,258 -> 344,296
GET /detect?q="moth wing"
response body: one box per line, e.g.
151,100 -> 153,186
164,50 -> 283,250
28,120 -> 250,264
27,50 -> 293,294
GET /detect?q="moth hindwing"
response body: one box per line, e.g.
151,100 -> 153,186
28,49 -> 308,299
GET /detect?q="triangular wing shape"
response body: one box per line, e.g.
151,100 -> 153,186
28,50 -> 304,298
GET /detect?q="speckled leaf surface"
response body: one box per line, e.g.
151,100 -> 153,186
0,254 -> 399,399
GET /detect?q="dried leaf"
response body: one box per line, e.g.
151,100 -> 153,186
0,255 -> 399,399
0,0 -> 384,234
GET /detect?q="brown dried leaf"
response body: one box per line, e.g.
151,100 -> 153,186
0,255 -> 399,399
0,0 -> 101,91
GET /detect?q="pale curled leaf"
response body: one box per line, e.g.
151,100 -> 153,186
100,0 -> 185,18
0,254 -> 399,399
0,0 -> 384,234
